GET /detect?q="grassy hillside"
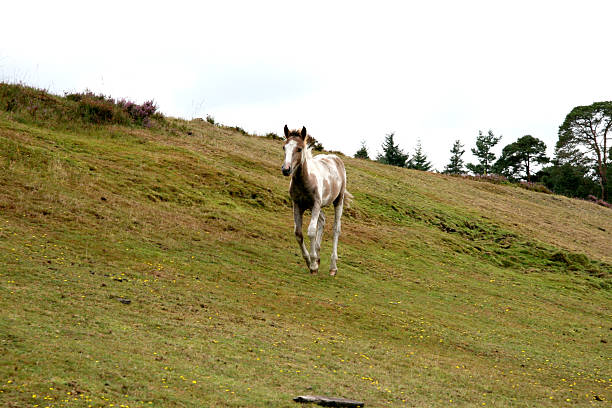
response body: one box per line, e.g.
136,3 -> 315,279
0,84 -> 610,407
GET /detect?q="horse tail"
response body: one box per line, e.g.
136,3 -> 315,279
343,189 -> 353,208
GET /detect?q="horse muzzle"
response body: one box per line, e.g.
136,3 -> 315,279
281,165 -> 291,176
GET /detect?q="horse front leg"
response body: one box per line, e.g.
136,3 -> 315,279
307,203 -> 322,274
293,204 -> 311,270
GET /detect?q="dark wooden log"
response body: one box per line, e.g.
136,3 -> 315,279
293,395 -> 365,407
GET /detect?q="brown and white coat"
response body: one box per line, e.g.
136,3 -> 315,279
281,125 -> 351,275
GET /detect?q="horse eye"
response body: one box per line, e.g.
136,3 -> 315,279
297,148 -> 302,152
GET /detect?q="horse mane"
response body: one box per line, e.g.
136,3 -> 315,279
286,129 -> 302,138
301,138 -> 314,165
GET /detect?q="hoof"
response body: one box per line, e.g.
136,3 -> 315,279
329,269 -> 337,276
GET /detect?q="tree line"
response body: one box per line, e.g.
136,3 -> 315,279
354,101 -> 611,202
355,134 -> 433,171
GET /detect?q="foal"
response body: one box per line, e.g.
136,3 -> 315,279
281,125 -> 351,276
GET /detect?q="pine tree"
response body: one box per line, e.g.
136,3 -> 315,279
557,101 -> 612,200
376,133 -> 409,167
443,140 -> 465,174
406,139 -> 432,171
492,135 -> 548,181
354,140 -> 370,159
466,130 -> 502,175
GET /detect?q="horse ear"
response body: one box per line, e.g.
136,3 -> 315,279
283,125 -> 289,138
301,126 -> 307,140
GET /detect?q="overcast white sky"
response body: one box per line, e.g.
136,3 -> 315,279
2,1 -> 612,170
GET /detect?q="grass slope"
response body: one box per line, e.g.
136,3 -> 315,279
0,85 -> 611,407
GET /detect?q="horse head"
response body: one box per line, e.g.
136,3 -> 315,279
281,125 -> 308,176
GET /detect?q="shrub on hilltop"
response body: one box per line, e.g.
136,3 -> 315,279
65,90 -> 162,126
0,82 -> 163,128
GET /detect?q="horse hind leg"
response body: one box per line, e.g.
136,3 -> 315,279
329,196 -> 344,276
315,212 -> 326,266
307,203 -> 322,274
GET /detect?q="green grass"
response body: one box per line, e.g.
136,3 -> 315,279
0,84 -> 611,407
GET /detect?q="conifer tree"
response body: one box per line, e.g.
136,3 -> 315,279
443,140 -> 465,174
376,133 -> 408,167
466,130 -> 502,175
557,101 -> 612,200
354,140 -> 370,159
492,135 -> 548,181
406,139 -> 432,171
